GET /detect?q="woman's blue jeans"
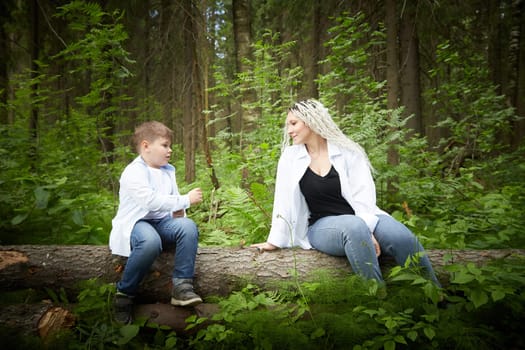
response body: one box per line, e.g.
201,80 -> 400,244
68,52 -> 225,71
117,216 -> 199,296
307,214 -> 440,285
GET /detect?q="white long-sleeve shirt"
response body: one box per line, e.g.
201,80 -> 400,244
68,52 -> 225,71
266,142 -> 388,249
109,156 -> 190,257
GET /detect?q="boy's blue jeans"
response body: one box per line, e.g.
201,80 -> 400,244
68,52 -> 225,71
307,214 -> 440,285
117,216 -> 199,296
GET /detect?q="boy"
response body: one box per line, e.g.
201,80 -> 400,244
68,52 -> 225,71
109,121 -> 203,324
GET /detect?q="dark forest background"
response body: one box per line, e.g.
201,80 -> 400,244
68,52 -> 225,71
1,0 -> 523,249
1,1 -> 524,348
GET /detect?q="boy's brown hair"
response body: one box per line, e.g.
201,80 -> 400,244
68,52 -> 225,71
132,121 -> 173,153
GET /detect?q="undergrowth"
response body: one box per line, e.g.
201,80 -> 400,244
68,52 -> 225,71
182,255 -> 524,350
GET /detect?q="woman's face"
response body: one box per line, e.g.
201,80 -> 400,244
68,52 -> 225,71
286,111 -> 313,145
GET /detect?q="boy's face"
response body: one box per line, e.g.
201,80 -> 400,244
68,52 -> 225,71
140,136 -> 172,168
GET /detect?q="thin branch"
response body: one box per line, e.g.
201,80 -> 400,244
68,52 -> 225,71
36,0 -> 67,48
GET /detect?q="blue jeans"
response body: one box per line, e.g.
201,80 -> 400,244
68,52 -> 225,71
117,216 -> 199,296
307,214 -> 440,285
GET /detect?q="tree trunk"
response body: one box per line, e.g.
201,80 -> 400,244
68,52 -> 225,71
232,0 -> 252,78
0,3 -> 7,125
182,0 -> 197,183
303,0 -> 321,99
488,0 -> 503,96
232,0 -> 256,128
195,0 -> 220,189
28,0 -> 39,166
1,245 -> 523,302
399,0 -> 423,136
0,301 -> 218,339
385,0 -> 400,112
0,302 -> 72,337
385,0 -> 400,198
512,0 -> 525,147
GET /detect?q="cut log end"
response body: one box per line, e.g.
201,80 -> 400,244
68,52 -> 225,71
37,306 -> 75,340
0,251 -> 29,269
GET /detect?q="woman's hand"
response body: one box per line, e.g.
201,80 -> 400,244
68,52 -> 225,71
250,242 -> 278,252
372,235 -> 381,257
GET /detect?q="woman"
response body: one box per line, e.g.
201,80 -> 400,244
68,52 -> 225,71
252,99 -> 440,285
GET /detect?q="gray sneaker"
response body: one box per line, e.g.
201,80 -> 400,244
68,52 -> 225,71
113,291 -> 134,324
171,279 -> 203,307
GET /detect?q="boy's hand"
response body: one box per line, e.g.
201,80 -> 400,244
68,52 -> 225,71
188,188 -> 203,205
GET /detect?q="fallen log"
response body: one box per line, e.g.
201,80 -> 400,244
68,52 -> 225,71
1,246 -> 524,341
1,245 -> 523,302
0,301 -> 218,341
0,302 -> 59,336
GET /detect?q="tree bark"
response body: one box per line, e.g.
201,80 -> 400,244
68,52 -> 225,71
232,0 -> 256,129
0,2 -> 8,125
28,0 -> 40,167
0,301 -> 218,339
385,0 -> 400,112
182,0 -> 197,183
399,0 -> 423,136
488,0 -> 503,96
385,0 -> 400,198
232,0 -> 252,78
1,245 -> 523,303
303,0 -> 321,99
0,302 -> 68,337
512,0 -> 525,147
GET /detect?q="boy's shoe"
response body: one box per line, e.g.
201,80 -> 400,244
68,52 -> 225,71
113,291 -> 134,324
171,279 -> 203,307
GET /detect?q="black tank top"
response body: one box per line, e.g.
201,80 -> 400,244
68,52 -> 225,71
299,165 -> 355,225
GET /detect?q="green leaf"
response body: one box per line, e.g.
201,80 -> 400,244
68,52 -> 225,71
491,289 -> 506,302
394,335 -> 407,344
470,289 -> 488,308
186,315 -> 197,323
384,340 -> 396,350
165,335 -> 178,348
385,318 -> 398,331
407,331 -> 418,341
117,324 -> 140,345
11,213 -> 28,225
34,187 -> 50,209
452,271 -> 475,284
424,327 -> 435,340
72,210 -> 84,226
411,277 -> 428,285
311,327 -> 326,339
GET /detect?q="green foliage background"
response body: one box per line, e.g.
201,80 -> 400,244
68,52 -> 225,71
0,3 -> 524,350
